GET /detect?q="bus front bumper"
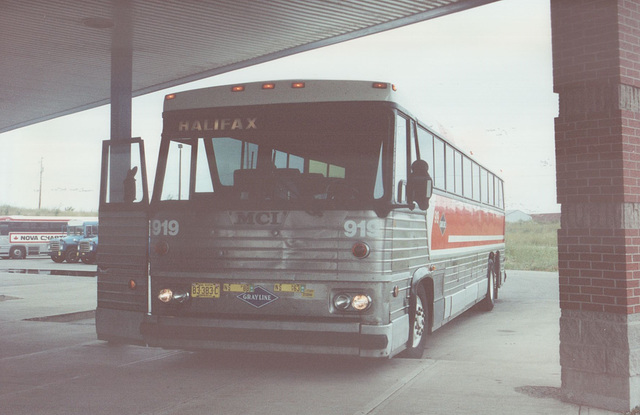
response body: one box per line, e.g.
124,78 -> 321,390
140,315 -> 393,358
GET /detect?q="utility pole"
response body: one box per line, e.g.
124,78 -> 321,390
38,157 -> 44,209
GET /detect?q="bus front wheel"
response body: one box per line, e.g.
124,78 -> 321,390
66,249 -> 79,263
403,284 -> 428,359
51,254 -> 65,263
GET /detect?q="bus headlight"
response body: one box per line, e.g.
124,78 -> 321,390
351,294 -> 371,311
158,288 -> 173,303
157,288 -> 189,304
332,292 -> 372,312
333,294 -> 351,310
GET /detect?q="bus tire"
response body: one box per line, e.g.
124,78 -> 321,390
66,249 -> 80,263
80,257 -> 94,265
480,259 -> 496,311
51,254 -> 65,263
403,284 -> 428,359
10,246 -> 26,259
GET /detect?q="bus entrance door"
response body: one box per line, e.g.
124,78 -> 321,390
96,138 -> 149,345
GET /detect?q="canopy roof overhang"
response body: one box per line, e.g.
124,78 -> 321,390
0,0 -> 496,134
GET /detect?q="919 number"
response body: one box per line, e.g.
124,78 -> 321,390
151,219 -> 179,236
343,220 -> 379,238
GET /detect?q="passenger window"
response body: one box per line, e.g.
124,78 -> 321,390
472,162 -> 481,201
454,151 -> 462,196
488,173 -> 495,206
445,145 -> 455,193
496,177 -> 504,208
434,138 -> 445,189
481,168 -> 489,204
462,156 -> 472,199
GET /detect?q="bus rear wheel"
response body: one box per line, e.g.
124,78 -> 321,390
480,259 -> 496,311
10,247 -> 26,259
403,284 -> 428,359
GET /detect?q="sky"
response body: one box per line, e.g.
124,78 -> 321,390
0,0 -> 558,213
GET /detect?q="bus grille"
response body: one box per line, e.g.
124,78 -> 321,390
79,241 -> 92,253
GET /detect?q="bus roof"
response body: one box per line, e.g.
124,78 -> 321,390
163,80 -> 403,111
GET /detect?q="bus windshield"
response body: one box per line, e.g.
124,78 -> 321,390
157,103 -> 390,210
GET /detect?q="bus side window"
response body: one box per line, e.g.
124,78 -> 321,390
472,162 -> 481,202
497,179 -> 504,208
416,126 -> 434,183
462,156 -> 472,199
481,168 -> 489,204
394,115 -> 409,203
445,145 -> 455,193
433,137 -> 445,189
409,120 -> 418,165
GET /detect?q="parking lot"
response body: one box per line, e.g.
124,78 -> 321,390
0,259 -> 616,414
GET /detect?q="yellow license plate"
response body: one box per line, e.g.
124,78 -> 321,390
223,283 -> 252,293
274,283 -> 303,293
191,283 -> 220,298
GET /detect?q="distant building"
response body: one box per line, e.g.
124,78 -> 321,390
506,210 -> 532,223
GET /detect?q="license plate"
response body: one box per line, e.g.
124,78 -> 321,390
274,283 -> 303,293
191,283 -> 220,298
223,283 -> 252,293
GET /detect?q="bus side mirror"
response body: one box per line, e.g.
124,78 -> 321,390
407,160 -> 432,211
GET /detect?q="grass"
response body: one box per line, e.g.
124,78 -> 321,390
0,204 -> 96,217
505,219 -> 560,272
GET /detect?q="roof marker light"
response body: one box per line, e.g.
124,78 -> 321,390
291,82 -> 305,89
231,85 -> 245,92
262,83 -> 276,90
372,82 -> 387,89
165,93 -> 176,100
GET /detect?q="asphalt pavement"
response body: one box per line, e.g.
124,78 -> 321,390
0,258 -> 623,414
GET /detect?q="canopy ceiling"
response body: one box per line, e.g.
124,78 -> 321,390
0,0 -> 496,134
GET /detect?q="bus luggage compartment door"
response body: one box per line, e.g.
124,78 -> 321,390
96,138 -> 149,345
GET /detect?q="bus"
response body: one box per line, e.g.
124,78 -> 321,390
96,80 -> 505,358
0,216 -> 69,259
49,219 -> 98,263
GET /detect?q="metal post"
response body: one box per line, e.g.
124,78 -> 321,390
109,0 -> 133,202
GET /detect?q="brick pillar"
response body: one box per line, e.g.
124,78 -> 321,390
552,1 -> 640,412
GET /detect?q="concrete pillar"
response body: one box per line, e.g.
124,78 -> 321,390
552,1 -> 640,412
108,0 -> 133,201
111,0 -> 132,141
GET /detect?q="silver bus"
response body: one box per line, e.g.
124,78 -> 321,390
96,80 -> 505,358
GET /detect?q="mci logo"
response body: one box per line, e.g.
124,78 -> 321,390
229,211 -> 287,226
